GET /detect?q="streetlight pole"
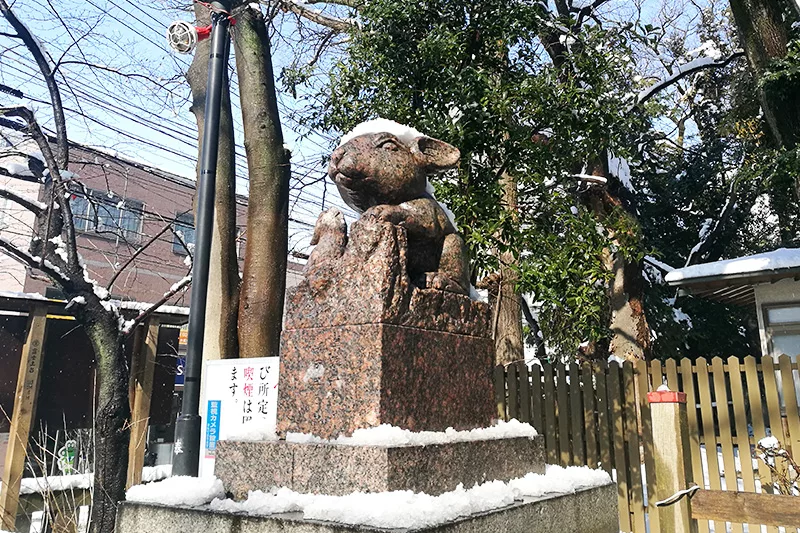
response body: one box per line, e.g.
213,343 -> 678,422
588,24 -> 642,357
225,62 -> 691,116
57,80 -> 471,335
172,0 -> 232,477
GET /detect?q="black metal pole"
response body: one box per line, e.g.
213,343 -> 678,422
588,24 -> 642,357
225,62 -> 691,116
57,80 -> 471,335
172,2 -> 232,477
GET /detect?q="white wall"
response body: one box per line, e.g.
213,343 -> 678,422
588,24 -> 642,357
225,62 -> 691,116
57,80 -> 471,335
754,277 -> 800,357
0,176 -> 41,293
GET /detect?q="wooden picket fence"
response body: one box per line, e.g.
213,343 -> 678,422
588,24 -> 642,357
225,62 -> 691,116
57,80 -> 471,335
494,355 -> 800,533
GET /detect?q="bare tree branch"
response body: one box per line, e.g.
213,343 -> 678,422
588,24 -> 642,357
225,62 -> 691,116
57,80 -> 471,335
57,61 -> 180,91
106,222 -> 173,292
274,0 -> 357,32
0,106 -> 80,271
572,0 -> 611,30
0,0 -> 68,167
301,0 -> 361,7
0,236 -> 68,282
632,51 -> 745,110
0,182 -> 46,215
123,273 -> 192,336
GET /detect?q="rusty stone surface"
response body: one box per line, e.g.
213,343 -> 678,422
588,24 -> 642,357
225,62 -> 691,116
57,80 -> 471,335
277,323 -> 495,439
287,218 -> 490,338
215,437 -> 545,499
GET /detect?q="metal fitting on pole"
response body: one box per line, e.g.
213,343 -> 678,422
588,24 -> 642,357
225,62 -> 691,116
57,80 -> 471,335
171,1 -> 232,477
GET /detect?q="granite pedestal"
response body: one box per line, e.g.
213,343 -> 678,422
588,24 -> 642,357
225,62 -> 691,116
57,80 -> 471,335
117,483 -> 618,533
277,220 -> 496,439
216,436 -> 545,499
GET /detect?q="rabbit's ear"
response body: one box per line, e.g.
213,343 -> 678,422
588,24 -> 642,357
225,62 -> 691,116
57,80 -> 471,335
410,136 -> 461,171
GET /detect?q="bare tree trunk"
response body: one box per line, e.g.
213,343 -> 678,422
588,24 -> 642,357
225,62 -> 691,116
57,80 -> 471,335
85,308 -> 129,533
494,171 -> 524,365
187,4 -> 240,360
584,180 -> 651,362
233,6 -> 291,358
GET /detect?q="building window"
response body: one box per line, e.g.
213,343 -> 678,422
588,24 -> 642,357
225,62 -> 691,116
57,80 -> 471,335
765,304 -> 800,360
173,212 -> 195,255
70,189 -> 143,242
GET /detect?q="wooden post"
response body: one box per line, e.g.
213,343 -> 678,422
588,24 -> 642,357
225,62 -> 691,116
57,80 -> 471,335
648,387 -> 697,533
126,318 -> 160,489
0,305 -> 48,531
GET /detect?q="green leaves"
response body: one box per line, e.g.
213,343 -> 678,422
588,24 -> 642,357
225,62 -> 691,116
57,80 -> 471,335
316,0 -> 648,357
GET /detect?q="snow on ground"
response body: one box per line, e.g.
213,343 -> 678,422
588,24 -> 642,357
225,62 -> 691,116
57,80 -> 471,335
665,248 -> 800,283
19,473 -> 93,495
224,419 -> 538,445
5,465 -> 172,495
127,476 -> 225,507
206,465 -> 610,529
141,464 -> 172,483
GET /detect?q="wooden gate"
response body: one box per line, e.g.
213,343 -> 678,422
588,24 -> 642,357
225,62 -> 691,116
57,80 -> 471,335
495,355 -> 800,533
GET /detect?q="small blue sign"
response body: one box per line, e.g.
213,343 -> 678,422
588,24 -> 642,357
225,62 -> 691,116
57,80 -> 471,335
175,357 -> 185,385
205,400 -> 221,457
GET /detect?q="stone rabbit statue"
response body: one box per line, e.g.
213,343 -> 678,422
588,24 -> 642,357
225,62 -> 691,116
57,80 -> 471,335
308,120 -> 471,296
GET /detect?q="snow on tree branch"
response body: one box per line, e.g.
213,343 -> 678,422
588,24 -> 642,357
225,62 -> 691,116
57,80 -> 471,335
684,181 -> 737,268
122,273 -> 192,335
0,183 -> 46,214
0,236 -> 69,283
631,51 -> 745,110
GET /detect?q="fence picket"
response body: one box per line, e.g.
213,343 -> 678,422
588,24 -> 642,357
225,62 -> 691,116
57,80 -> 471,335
696,358 -> 723,532
595,361 -> 613,474
635,359 -> 659,533
761,357 -> 787,447
623,362 -> 646,533
531,364 -> 544,433
582,363 -> 598,469
711,357 -> 743,533
542,362 -> 558,465
778,355 -> 800,457
665,358 -> 679,391
518,362 -> 532,424
557,363 -> 571,466
493,365 -> 506,420
508,363 -> 519,421
608,362 -> 632,532
570,361 -> 585,465
743,357 -> 778,500
728,356 -> 760,532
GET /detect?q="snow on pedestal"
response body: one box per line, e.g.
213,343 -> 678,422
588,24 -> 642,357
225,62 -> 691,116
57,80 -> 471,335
125,465 -> 612,531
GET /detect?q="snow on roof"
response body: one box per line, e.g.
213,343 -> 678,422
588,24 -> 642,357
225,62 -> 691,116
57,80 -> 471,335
665,248 -> 800,284
0,290 -> 189,316
339,118 -> 423,146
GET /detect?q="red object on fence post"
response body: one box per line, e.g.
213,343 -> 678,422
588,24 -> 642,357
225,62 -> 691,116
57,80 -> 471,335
647,389 -> 687,404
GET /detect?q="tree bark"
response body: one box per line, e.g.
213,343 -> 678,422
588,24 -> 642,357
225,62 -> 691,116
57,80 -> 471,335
85,308 -> 130,533
494,171 -> 524,365
729,0 -> 800,153
233,6 -> 291,358
584,174 -> 651,361
187,4 -> 240,360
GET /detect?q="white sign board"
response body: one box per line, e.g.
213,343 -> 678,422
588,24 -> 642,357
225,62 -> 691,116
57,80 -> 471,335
198,357 -> 280,477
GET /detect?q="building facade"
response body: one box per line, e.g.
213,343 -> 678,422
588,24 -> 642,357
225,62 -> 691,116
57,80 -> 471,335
1,142 -> 303,303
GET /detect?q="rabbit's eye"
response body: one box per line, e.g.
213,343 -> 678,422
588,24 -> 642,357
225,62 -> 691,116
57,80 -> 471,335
378,139 -> 400,151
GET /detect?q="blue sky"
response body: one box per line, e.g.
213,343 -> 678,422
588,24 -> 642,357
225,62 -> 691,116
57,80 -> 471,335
0,0 -> 354,254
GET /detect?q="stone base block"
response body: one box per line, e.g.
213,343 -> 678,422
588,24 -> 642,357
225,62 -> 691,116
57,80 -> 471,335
117,483 -> 618,533
277,323 -> 495,439
215,436 -> 545,499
